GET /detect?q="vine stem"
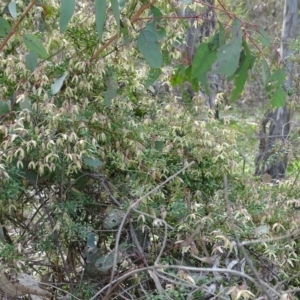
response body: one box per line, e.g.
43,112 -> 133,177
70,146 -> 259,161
0,0 -> 36,52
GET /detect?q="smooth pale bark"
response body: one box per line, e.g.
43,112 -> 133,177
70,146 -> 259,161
255,0 -> 298,180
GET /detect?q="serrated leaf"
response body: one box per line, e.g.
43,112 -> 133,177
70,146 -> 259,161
59,0 -> 76,33
0,100 -> 10,116
95,0 -> 107,41
137,29 -> 163,68
110,0 -> 120,34
215,18 -> 242,77
83,156 -> 102,168
270,87 -> 286,108
25,51 -> 37,72
8,1 -> 17,19
191,41 -> 217,79
23,34 -> 48,59
268,69 -> 286,87
144,68 -> 161,88
51,73 -> 68,95
0,17 -> 11,37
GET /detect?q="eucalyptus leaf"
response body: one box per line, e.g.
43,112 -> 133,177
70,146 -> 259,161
110,0 -> 120,34
23,34 -> 48,59
25,51 -> 37,72
137,30 -> 163,68
83,156 -> 102,168
8,1 -> 17,19
214,18 -> 242,77
103,209 -> 125,229
51,73 -> 68,95
59,0 -> 76,33
95,0 -> 107,41
0,17 -> 11,38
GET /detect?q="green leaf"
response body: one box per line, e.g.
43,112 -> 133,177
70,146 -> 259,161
145,22 -> 166,41
230,39 -> 254,102
137,29 -> 163,68
23,34 -> 48,59
183,0 -> 192,3
110,0 -> 120,34
103,209 -> 125,229
95,252 -> 115,272
0,100 -> 10,116
198,72 -> 210,95
270,87 -> 286,108
261,58 -> 270,87
214,18 -> 242,77
25,51 -> 37,72
83,156 -> 103,168
162,50 -> 171,64
155,140 -> 164,151
95,0 -> 107,41
265,69 -> 286,97
8,1 -> 17,19
185,67 -> 200,92
144,68 -> 161,88
258,26 -> 272,48
218,21 -> 226,47
59,0 -> 76,33
86,232 -> 96,248
0,17 -> 11,37
191,41 -> 217,79
170,64 -> 186,86
51,73 -> 68,95
104,71 -> 118,106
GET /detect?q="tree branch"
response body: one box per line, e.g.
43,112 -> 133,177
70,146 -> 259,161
90,0 -> 157,61
0,0 -> 36,52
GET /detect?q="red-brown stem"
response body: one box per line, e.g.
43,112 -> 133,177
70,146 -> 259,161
90,0 -> 157,61
0,0 -> 36,52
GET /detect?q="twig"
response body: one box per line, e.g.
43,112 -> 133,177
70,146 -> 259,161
0,0 -> 36,52
224,174 -> 278,299
90,161 -> 195,300
90,0 -> 157,61
90,264 -> 276,299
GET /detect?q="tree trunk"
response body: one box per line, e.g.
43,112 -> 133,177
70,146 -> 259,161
255,0 -> 298,180
182,1 -> 220,117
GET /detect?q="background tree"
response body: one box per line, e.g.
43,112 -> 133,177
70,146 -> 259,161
255,0 -> 298,180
